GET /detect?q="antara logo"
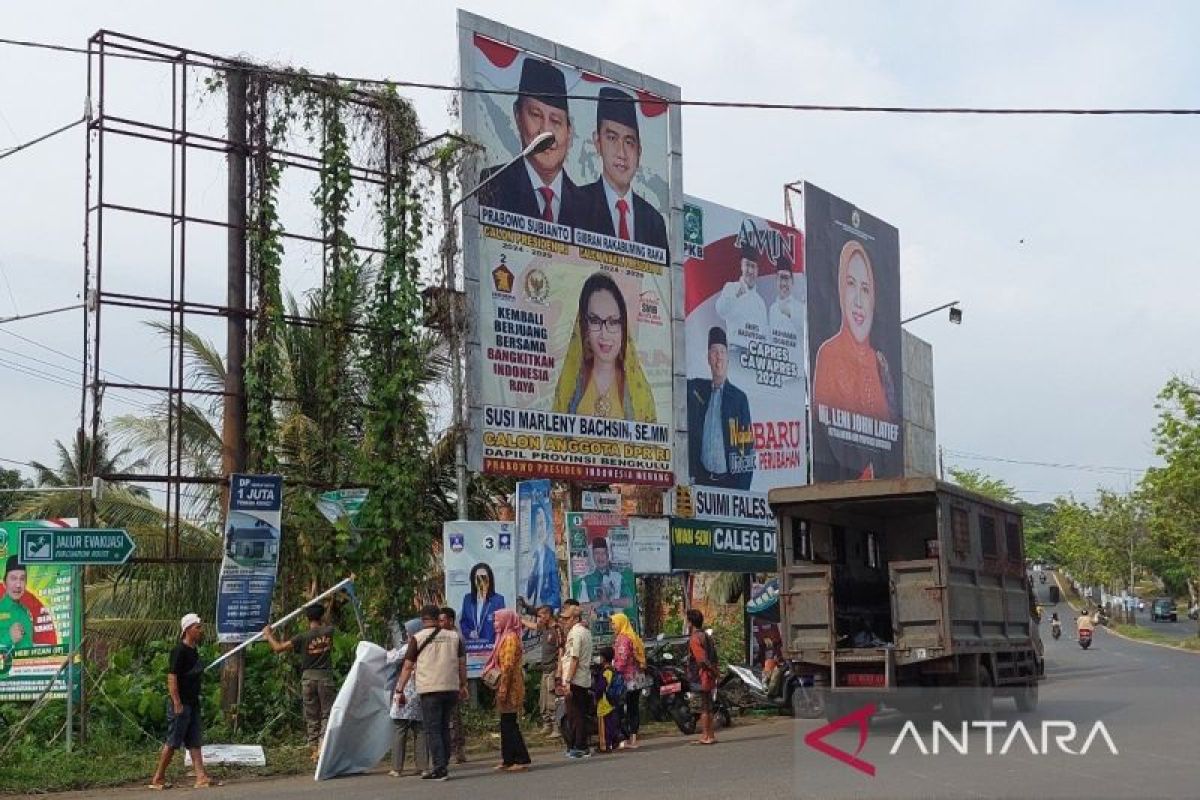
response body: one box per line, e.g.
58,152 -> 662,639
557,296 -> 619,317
805,704 -> 1119,777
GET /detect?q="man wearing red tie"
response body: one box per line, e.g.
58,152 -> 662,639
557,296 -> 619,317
577,87 -> 669,259
477,57 -> 583,225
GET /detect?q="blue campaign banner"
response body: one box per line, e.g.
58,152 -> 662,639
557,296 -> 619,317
515,479 -> 560,613
217,474 -> 284,643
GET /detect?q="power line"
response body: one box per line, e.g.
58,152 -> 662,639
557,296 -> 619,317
0,356 -> 155,412
0,455 -> 33,467
944,448 -> 1148,475
4,36 -> 1200,117
0,327 -> 158,398
0,115 -> 86,162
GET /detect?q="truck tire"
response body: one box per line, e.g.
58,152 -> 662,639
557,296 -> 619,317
954,659 -> 994,721
791,684 -> 825,719
823,693 -> 850,723
1015,681 -> 1038,713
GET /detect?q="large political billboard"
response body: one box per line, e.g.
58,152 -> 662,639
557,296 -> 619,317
682,197 -> 807,525
803,183 -> 904,482
0,520 -> 80,701
459,12 -> 682,487
443,520 -> 518,678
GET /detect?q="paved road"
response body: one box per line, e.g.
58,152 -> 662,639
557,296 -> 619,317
60,586 -> 1199,800
1046,569 -> 1200,640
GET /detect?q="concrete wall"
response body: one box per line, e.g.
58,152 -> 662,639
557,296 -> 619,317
902,330 -> 937,478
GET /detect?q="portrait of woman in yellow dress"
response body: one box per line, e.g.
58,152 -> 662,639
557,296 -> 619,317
552,271 -> 656,421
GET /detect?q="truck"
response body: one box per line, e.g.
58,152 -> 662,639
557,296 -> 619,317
770,477 -> 1042,721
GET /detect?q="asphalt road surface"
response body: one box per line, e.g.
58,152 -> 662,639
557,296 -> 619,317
60,584 -> 1199,800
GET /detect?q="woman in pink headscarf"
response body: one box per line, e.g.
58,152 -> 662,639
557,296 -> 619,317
485,609 -> 531,772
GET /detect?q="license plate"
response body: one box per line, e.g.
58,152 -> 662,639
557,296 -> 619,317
660,682 -> 681,695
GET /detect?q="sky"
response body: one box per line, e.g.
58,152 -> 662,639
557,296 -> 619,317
1,0 -> 1196,504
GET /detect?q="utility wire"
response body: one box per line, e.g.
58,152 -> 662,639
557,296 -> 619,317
0,302 -> 83,324
944,449 -> 1148,475
0,456 -> 33,467
0,356 -> 155,412
3,36 -> 1200,116
0,115 -> 86,162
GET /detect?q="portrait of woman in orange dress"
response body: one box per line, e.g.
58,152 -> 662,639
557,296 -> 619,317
811,240 -> 897,422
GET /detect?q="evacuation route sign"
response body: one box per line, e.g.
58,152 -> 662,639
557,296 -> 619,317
18,528 -> 135,565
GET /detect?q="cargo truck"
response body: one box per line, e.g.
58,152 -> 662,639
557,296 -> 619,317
770,477 -> 1042,721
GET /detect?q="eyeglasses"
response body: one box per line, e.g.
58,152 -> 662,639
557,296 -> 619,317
586,314 -> 623,334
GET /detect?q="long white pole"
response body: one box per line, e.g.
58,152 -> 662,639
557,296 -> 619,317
206,576 -> 354,671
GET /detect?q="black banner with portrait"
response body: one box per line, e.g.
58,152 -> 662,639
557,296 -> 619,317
803,182 -> 903,482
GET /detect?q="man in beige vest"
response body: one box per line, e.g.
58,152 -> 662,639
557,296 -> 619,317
396,605 -> 468,781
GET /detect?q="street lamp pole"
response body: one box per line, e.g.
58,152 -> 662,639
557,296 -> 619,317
442,132 -> 556,519
901,300 -> 962,326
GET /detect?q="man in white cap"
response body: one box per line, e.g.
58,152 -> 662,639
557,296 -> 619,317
148,613 -> 217,789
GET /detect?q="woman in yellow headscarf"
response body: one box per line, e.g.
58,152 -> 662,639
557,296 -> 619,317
610,611 -> 646,749
552,272 -> 657,422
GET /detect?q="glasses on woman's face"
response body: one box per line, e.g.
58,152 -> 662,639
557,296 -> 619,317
586,314 -> 623,334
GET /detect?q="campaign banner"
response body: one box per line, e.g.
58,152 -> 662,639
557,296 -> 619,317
803,182 -> 904,481
566,511 -> 639,644
216,474 -> 283,644
515,479 -> 560,612
0,520 -> 79,701
459,14 -> 681,486
669,518 -> 777,573
682,197 -> 807,525
443,521 -> 518,677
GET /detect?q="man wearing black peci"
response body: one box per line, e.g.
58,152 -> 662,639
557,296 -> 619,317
576,86 -> 669,258
687,325 -> 755,490
477,57 -> 583,226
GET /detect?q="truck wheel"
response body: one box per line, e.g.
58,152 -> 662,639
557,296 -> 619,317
791,685 -> 825,719
963,666 -> 994,721
1015,681 -> 1038,713
823,693 -> 849,723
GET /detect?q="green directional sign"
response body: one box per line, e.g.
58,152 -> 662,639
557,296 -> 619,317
18,528 -> 136,565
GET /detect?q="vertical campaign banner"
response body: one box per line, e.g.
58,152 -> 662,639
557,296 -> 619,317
516,479 -> 560,612
682,197 -> 807,526
803,183 -> 904,482
458,11 -> 683,487
566,511 -> 638,644
216,474 -> 283,643
443,521 -> 518,677
0,520 -> 79,700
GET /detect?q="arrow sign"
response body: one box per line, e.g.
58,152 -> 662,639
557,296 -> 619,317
18,528 -> 136,565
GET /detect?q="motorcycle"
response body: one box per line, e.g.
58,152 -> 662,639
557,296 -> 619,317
643,636 -> 698,735
1050,621 -> 1062,640
1078,628 -> 1093,650
721,663 -> 824,719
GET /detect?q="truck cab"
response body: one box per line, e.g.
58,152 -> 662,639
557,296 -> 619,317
770,477 -> 1041,720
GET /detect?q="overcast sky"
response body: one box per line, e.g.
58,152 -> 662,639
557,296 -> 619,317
2,1 -> 1195,503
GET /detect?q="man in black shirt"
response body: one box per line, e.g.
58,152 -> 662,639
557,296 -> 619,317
263,604 -> 336,760
149,613 -> 215,790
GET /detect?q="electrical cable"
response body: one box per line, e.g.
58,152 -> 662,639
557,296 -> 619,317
944,448 -> 1147,475
3,36 -> 1200,116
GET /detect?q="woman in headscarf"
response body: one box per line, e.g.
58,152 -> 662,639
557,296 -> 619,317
485,609 -> 531,772
811,240 -> 897,422
552,271 -> 657,422
610,611 -> 645,749
389,618 -> 428,777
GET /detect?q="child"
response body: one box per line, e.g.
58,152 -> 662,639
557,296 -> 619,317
592,647 -> 625,753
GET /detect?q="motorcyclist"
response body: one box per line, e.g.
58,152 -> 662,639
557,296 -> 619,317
1050,612 -> 1061,637
1076,611 -> 1095,637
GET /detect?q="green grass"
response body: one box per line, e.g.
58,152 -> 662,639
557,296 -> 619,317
0,740 -> 312,796
1111,623 -> 1200,651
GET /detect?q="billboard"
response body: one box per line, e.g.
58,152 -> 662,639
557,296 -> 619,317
443,520 -> 518,677
515,479 -> 560,612
682,197 -> 807,526
669,518 -> 777,573
459,12 -> 683,487
803,183 -> 904,482
0,520 -> 80,701
216,474 -> 283,643
566,511 -> 638,644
